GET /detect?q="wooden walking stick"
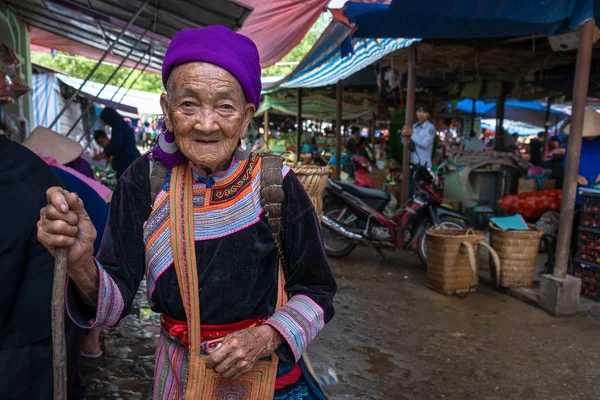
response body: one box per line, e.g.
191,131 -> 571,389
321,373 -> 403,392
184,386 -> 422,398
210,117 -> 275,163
52,247 -> 69,400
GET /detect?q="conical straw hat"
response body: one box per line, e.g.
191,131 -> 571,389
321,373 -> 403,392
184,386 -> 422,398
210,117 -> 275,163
22,126 -> 83,164
564,107 -> 600,138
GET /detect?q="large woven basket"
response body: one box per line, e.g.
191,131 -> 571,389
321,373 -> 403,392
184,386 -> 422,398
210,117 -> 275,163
489,224 -> 543,288
426,228 -> 500,296
291,165 -> 330,218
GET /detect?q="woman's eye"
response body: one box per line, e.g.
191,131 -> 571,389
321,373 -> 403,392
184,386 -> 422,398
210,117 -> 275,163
220,104 -> 234,110
182,101 -> 195,108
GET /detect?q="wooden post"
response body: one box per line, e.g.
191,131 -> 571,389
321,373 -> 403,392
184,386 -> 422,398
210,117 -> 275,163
335,81 -> 343,180
471,98 -> 476,132
543,97 -> 553,158
296,88 -> 303,165
369,114 -> 376,146
52,247 -> 69,400
554,19 -> 595,279
401,44 -> 417,204
263,111 -> 269,152
494,83 -> 507,150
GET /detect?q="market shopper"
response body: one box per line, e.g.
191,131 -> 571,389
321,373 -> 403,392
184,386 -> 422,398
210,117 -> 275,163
563,108 -> 600,202
345,126 -> 361,154
37,25 -> 335,400
0,131 -> 84,400
401,104 -> 436,168
463,130 -> 486,152
93,107 -> 141,179
562,108 -> 600,262
530,132 -> 544,166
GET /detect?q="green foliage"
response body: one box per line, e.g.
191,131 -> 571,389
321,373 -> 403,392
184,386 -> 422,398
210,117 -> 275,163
261,12 -> 332,78
31,51 -> 164,93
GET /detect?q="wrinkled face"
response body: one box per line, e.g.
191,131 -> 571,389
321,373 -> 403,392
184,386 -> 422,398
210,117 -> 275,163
416,108 -> 429,123
160,62 -> 255,172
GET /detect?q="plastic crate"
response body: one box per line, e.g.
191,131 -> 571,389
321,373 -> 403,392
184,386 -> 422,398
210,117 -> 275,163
582,282 -> 600,301
574,264 -> 600,301
577,228 -> 600,266
581,189 -> 600,230
574,263 -> 600,285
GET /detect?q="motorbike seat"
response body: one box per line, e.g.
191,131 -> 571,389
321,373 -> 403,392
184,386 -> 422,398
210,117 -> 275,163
335,181 -> 390,201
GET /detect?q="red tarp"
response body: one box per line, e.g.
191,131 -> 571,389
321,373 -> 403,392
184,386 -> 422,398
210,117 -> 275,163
238,0 -> 328,69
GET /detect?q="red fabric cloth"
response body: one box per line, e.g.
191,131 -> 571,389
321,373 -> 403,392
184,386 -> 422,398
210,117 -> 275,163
274,364 -> 302,390
161,314 -> 302,389
238,0 -> 328,69
161,314 -> 264,346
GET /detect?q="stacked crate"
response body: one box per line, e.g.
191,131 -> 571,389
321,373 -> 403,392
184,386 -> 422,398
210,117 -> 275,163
575,189 -> 600,300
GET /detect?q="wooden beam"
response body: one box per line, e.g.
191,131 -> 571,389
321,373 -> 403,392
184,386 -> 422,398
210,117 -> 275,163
554,19 -> 595,279
401,44 -> 417,204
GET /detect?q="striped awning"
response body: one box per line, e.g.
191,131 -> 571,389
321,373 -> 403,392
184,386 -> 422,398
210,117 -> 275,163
263,20 -> 418,91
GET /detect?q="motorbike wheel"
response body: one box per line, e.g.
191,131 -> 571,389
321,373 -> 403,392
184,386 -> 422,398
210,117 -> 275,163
417,217 -> 466,267
321,200 -> 358,258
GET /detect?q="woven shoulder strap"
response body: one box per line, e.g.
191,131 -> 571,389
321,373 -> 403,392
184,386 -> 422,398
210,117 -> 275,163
260,153 -> 288,276
149,159 -> 167,205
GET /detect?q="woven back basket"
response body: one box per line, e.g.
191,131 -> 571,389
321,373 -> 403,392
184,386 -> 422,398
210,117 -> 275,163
489,224 -> 543,288
426,228 -> 500,296
291,165 -> 330,219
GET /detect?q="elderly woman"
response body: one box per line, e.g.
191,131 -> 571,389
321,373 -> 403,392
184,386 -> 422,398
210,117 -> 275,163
37,26 -> 336,400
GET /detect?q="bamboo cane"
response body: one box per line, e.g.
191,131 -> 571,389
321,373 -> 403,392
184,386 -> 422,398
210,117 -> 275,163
52,247 -> 68,400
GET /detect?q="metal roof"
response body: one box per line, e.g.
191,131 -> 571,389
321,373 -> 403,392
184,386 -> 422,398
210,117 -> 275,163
5,0 -> 253,71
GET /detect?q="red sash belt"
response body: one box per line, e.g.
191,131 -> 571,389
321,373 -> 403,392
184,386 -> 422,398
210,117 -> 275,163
161,314 -> 301,390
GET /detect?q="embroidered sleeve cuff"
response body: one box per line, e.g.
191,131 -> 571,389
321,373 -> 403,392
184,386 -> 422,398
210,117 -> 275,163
265,295 -> 326,363
66,259 -> 125,328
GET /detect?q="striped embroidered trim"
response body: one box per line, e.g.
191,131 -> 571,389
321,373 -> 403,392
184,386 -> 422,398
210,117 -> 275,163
153,332 -> 188,400
265,295 -> 325,363
65,259 -> 125,328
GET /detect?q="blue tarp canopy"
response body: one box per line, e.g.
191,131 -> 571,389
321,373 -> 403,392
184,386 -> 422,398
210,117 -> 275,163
452,99 -> 568,127
480,119 -> 544,136
263,20 -> 418,91
346,0 -> 600,38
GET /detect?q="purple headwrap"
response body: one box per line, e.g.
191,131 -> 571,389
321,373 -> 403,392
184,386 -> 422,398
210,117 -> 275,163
162,25 -> 261,109
151,25 -> 261,168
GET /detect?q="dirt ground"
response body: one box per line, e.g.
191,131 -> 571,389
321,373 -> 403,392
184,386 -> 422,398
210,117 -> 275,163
80,249 -> 600,400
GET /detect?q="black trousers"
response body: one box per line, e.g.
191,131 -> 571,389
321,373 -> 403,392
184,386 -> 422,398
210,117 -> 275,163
0,328 -> 84,400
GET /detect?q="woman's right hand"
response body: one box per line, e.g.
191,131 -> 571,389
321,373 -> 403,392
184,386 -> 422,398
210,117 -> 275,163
37,187 -> 97,271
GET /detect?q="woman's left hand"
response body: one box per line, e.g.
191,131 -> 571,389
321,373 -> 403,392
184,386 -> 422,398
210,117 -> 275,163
206,325 -> 284,380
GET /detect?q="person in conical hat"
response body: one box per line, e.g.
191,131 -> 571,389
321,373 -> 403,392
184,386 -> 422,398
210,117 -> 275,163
36,25 -> 335,399
23,126 -> 95,179
563,107 -> 600,196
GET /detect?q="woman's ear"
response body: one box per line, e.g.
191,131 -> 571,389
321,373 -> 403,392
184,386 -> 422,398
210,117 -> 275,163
160,94 -> 174,132
242,103 -> 256,128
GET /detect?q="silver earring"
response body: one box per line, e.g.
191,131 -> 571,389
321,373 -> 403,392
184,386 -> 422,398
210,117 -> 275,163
234,138 -> 251,160
158,132 -> 179,154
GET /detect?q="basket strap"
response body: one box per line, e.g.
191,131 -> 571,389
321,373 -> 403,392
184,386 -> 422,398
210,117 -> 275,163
479,241 -> 501,287
457,241 -> 477,298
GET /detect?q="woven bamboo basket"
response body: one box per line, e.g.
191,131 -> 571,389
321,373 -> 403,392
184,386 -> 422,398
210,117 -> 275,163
489,224 -> 543,288
426,228 -> 500,296
291,165 -> 330,219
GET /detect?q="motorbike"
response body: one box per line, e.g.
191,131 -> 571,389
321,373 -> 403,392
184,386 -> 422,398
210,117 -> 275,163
321,163 -> 469,265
